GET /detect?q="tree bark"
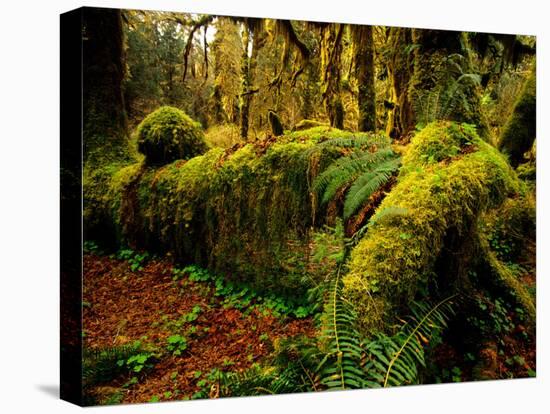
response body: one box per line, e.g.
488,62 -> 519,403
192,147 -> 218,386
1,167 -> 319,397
385,27 -> 414,139
320,24 -> 344,129
82,7 -> 128,163
239,20 -> 264,139
409,29 -> 488,138
498,66 -> 536,167
351,25 -> 376,132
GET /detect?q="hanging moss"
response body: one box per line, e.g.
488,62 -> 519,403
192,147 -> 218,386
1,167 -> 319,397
498,68 -> 536,167
136,106 -> 208,166
343,121 -> 520,333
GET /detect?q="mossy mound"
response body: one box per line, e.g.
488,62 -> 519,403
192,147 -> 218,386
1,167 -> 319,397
136,106 -> 208,166
343,121 -> 520,333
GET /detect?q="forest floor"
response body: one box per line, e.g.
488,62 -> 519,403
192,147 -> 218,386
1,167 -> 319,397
83,254 -> 315,404
82,251 -> 536,404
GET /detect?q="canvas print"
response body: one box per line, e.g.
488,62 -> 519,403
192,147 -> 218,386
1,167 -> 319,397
60,6 -> 536,406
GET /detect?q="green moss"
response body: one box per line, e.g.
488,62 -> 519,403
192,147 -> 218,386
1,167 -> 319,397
343,121 -> 519,333
136,106 -> 208,166
483,192 -> 536,264
478,234 -> 535,326
498,68 -> 536,167
401,122 -> 477,170
83,162 -> 131,239
293,119 -> 329,131
284,126 -> 369,144
516,161 -> 536,181
91,131 -> 349,295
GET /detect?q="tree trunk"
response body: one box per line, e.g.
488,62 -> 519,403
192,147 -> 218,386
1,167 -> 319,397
409,29 -> 488,138
352,25 -> 376,132
498,66 -> 536,167
82,7 -> 128,163
385,27 -> 414,139
239,20 -> 264,139
239,26 -> 251,139
320,24 -> 344,129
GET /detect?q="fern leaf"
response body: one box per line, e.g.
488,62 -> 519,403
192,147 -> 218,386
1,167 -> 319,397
343,157 -> 401,219
382,295 -> 457,387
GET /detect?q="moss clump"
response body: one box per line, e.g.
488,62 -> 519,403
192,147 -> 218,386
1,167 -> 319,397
498,68 -> 536,167
343,121 -> 519,333
136,106 -> 208,166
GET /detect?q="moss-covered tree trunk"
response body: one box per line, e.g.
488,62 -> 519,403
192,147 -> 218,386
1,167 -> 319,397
385,27 -> 414,139
409,29 -> 488,138
239,20 -> 264,139
320,24 -> 344,129
82,7 -> 129,163
498,66 -> 536,167
351,25 -> 376,132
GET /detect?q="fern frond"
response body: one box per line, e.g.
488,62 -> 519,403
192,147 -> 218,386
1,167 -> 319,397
363,295 -> 458,387
413,53 -> 482,127
82,344 -> 140,386
313,149 -> 395,201
317,267 -> 364,390
343,157 -> 401,219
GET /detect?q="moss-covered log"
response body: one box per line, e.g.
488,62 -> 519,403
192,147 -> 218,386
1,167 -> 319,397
498,67 -> 536,167
343,121 -> 521,333
85,127 -> 375,294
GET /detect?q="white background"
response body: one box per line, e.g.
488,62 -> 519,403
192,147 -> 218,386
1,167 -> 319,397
0,0 -> 548,413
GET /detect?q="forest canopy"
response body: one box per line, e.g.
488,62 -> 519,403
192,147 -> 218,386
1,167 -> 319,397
80,7 -> 536,406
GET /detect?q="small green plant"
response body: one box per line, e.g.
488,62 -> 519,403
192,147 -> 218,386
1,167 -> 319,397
83,240 -> 102,254
166,335 -> 188,356
123,376 -> 139,388
116,248 -> 150,272
171,267 -> 187,281
177,265 -> 316,319
185,265 -> 212,282
121,352 -> 155,373
223,358 -> 235,367
183,305 -> 202,323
